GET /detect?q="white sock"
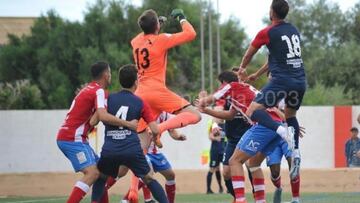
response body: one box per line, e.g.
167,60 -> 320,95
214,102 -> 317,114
75,181 -> 90,193
293,149 -> 301,158
292,197 -> 300,201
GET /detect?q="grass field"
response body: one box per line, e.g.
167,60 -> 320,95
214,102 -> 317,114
1,193 -> 360,203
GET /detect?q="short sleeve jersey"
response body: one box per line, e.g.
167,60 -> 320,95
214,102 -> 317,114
101,90 -> 155,156
57,82 -> 107,143
252,22 -> 306,80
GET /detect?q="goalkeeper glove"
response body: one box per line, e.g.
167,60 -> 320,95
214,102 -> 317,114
170,9 -> 186,21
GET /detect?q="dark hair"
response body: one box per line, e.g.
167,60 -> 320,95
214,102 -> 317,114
231,67 -> 239,72
118,64 -> 138,88
91,61 -> 109,80
271,0 -> 289,20
138,9 -> 158,34
218,71 -> 238,83
350,127 -> 359,132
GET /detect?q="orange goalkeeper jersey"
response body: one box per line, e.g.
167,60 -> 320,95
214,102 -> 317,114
131,20 -> 196,87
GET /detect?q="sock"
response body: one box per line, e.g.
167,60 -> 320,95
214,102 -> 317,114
206,171 -> 213,192
271,175 -> 281,188
143,185 -> 152,201
146,179 -> 169,203
246,166 -> 255,195
225,179 -> 235,197
253,178 -> 265,202
138,179 -> 145,190
105,177 -> 117,190
291,176 -> 300,200
128,175 -> 139,201
123,189 -> 130,200
67,181 -> 89,203
215,171 -> 222,190
91,178 -> 106,203
287,117 -> 300,149
99,190 -> 108,203
158,112 -> 200,133
165,180 -> 176,203
251,109 -> 281,131
231,176 -> 245,201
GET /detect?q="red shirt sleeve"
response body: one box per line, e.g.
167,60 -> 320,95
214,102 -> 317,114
141,100 -> 156,123
251,26 -> 272,49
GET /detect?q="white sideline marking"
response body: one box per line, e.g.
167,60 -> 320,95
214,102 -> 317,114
4,197 -> 66,203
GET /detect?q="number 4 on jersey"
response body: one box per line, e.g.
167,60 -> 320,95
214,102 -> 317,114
115,106 -> 129,129
282,34 -> 301,58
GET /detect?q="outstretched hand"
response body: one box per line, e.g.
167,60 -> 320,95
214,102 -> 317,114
170,9 -> 186,21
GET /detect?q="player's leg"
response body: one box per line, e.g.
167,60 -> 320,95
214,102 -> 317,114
247,153 -> 267,203
128,148 -> 168,203
215,153 -> 224,193
207,146 -> 217,194
158,169 -> 176,203
156,89 -> 201,134
91,156 -> 120,203
266,144 -> 283,203
246,81 -> 291,143
57,141 -> 100,203
284,149 -> 300,203
229,148 -> 251,203
222,142 -> 237,198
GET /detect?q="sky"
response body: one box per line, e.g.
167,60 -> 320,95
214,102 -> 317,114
0,0 -> 358,36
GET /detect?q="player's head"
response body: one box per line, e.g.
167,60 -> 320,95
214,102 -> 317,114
138,9 -> 160,35
218,71 -> 238,84
270,0 -> 289,21
231,67 -> 247,82
350,127 -> 359,138
118,64 -> 138,90
91,61 -> 111,87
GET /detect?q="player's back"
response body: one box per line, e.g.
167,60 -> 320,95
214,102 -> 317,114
102,90 -> 145,155
267,22 -> 306,80
57,82 -> 105,142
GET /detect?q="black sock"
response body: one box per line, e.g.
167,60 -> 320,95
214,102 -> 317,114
147,179 -> 169,203
215,170 -> 222,189
287,117 -> 300,149
251,109 -> 281,131
224,179 -> 234,197
91,177 -> 106,202
207,171 -> 213,192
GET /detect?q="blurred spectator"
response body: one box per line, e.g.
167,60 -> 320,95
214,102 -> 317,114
345,127 -> 360,167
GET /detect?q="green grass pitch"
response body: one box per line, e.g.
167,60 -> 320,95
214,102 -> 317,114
1,193 -> 360,203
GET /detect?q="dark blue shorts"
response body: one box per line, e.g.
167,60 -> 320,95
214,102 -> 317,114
222,141 -> 238,166
97,144 -> 150,179
209,149 -> 223,168
254,79 -> 306,110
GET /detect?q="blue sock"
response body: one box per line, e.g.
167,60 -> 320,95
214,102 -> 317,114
224,179 -> 234,197
287,117 -> 300,149
91,177 -> 106,202
147,179 -> 169,203
251,109 -> 281,131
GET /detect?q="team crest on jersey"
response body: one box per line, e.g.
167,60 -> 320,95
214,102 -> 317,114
76,151 -> 87,164
246,140 -> 260,152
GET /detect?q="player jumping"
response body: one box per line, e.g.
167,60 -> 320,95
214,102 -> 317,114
56,62 -> 137,203
238,0 -> 307,179
131,9 -> 201,147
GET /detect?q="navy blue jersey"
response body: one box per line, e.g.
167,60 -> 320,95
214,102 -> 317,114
223,99 -> 251,143
210,123 -> 226,153
101,90 -> 155,156
252,22 -> 306,81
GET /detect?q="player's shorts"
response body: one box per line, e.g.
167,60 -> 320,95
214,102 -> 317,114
146,153 -> 172,172
97,144 -> 150,179
135,85 -> 190,132
254,78 -> 306,110
209,149 -> 223,168
57,141 -> 99,172
223,141 -> 238,165
237,123 -> 282,157
266,139 -> 292,166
